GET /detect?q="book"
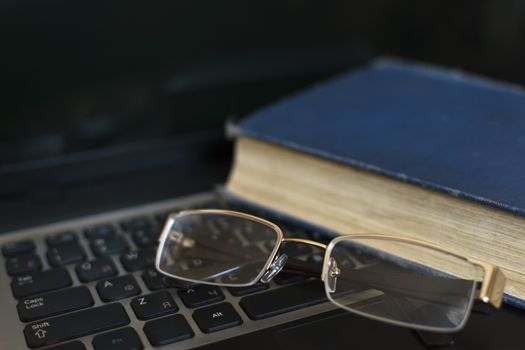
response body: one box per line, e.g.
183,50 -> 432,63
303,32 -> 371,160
225,58 -> 525,309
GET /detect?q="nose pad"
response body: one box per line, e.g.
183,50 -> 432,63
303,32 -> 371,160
326,257 -> 340,293
260,254 -> 288,284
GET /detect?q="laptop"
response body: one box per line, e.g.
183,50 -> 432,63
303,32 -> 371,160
2,103 -> 525,350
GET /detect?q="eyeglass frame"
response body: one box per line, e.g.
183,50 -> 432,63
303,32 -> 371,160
155,209 -> 506,324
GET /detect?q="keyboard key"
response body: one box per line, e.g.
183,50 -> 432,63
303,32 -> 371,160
120,249 -> 155,272
91,236 -> 129,256
192,302 -> 242,333
92,327 -> 143,350
84,224 -> 117,240
273,273 -> 306,285
75,258 -> 118,282
2,240 -> 35,257
12,268 -> 72,298
143,314 -> 194,346
47,341 -> 86,350
23,303 -> 130,348
178,285 -> 224,308
6,253 -> 42,276
227,282 -> 269,296
239,280 -> 326,320
142,269 -> 168,290
96,275 -> 141,302
17,286 -> 93,322
47,244 -> 86,266
46,232 -> 78,247
131,228 -> 158,247
280,241 -> 312,258
120,217 -> 151,232
154,212 -> 170,224
131,291 -> 178,320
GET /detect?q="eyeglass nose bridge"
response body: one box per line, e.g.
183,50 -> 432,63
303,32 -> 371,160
260,254 -> 288,284
326,257 -> 340,293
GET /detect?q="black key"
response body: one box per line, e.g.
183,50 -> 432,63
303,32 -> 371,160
23,303 -> 130,348
280,241 -> 312,258
47,244 -> 86,266
84,224 -> 117,240
2,240 -> 35,257
178,285 -> 224,308
308,252 -> 325,264
154,212 -> 169,224
120,249 -> 155,272
92,327 -> 143,350
120,217 -> 151,232
143,314 -> 194,346
46,232 -> 78,247
273,273 -> 306,285
131,228 -> 158,247
239,280 -> 326,320
47,341 -> 86,350
164,276 -> 196,289
228,282 -> 269,297
12,268 -> 72,298
17,286 -> 93,322
192,302 -> 242,333
131,291 -> 178,320
75,258 -> 118,283
142,269 -> 168,290
91,236 -> 129,256
96,275 -> 141,302
6,253 -> 42,276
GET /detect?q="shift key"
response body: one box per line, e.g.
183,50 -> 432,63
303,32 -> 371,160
24,303 -> 130,348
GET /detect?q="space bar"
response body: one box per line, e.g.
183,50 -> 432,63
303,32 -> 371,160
24,304 -> 130,348
239,280 -> 327,320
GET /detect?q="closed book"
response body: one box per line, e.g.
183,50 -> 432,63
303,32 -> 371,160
226,58 -> 525,309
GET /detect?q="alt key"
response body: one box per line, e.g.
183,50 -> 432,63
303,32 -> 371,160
192,302 -> 243,333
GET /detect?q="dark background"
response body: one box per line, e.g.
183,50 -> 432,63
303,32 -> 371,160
1,0 -> 525,165
1,0 -> 525,231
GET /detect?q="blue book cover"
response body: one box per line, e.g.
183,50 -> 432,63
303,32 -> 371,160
229,58 -> 525,309
233,58 -> 525,217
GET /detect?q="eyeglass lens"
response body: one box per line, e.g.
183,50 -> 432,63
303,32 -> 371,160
157,212 -> 280,285
325,237 -> 483,331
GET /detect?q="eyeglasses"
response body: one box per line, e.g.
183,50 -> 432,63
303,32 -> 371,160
155,209 -> 506,333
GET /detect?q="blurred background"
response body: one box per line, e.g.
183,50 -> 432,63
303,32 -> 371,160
2,0 -> 525,165
2,0 -> 525,230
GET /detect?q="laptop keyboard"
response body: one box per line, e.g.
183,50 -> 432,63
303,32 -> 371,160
0,193 -> 336,350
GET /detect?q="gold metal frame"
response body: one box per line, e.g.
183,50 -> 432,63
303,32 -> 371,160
155,209 -> 506,329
